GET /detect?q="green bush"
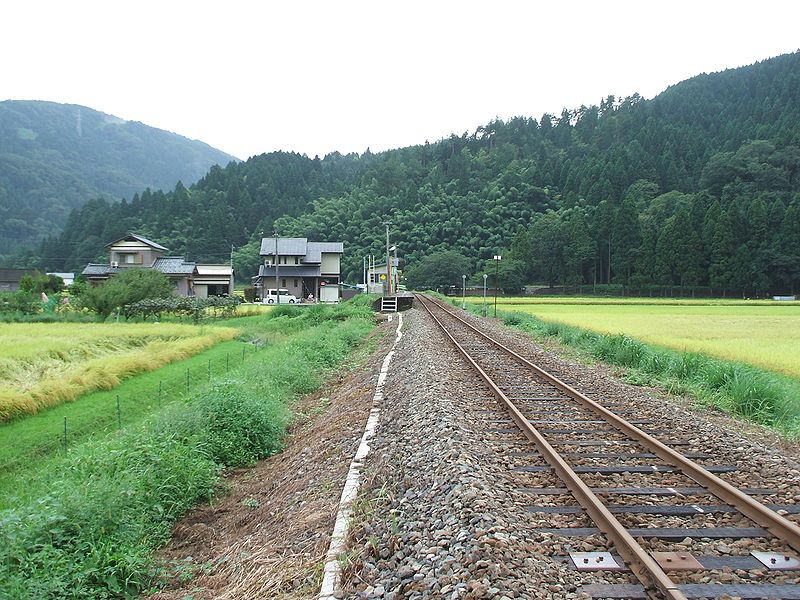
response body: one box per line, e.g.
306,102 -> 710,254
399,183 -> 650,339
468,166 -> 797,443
193,382 -> 288,466
74,270 -> 174,319
0,290 -> 40,315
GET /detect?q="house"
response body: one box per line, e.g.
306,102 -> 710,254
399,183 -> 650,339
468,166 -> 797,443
255,237 -> 343,303
0,269 -> 37,292
81,233 -> 233,297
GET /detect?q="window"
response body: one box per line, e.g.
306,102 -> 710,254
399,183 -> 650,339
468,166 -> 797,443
293,278 -> 298,287
282,278 -> 286,287
294,256 -> 299,264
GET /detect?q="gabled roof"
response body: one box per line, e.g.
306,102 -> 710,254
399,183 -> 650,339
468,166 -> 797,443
152,257 -> 196,275
302,241 -> 344,263
259,237 -> 308,256
105,233 -> 169,252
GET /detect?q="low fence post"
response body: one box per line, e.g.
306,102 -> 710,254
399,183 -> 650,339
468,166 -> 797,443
116,395 -> 121,430
186,368 -> 190,391
159,380 -> 163,403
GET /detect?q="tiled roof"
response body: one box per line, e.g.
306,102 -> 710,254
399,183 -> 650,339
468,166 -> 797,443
105,233 -> 169,251
257,265 -> 321,277
259,237 -> 308,256
151,257 -> 196,275
0,269 -> 36,282
302,241 -> 344,263
82,264 -> 117,276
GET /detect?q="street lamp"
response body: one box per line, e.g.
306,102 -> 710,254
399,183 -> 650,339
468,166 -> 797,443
382,221 -> 392,297
483,273 -> 488,316
493,255 -> 502,318
462,274 -> 466,309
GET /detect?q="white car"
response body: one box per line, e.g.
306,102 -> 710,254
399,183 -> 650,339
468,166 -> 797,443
263,288 -> 298,304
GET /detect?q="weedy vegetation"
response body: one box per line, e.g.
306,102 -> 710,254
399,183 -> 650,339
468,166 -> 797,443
0,298 -> 375,599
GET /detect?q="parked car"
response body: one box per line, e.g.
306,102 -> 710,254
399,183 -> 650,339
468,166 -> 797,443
263,288 -> 298,304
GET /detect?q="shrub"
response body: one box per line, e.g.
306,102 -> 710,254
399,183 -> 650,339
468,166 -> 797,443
75,270 -> 174,318
193,382 -> 288,466
0,291 -> 40,315
122,295 -> 241,322
19,272 -> 65,295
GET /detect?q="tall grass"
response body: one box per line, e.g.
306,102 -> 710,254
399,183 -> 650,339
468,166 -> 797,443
0,302 -> 374,599
452,299 -> 800,435
0,324 -> 237,421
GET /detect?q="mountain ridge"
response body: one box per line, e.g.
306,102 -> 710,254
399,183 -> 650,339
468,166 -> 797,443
0,99 -> 238,254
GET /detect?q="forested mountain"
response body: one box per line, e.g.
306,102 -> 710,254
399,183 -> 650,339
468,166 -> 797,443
0,100 -> 236,254
32,52 -> 800,294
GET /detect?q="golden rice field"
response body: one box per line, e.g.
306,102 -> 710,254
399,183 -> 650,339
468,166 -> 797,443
0,322 -> 236,421
467,297 -> 800,378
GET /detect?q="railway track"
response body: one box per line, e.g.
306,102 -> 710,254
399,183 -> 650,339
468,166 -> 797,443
416,294 -> 800,599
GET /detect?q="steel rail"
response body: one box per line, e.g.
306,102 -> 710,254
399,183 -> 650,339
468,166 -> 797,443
417,294 -> 687,600
420,294 -> 800,553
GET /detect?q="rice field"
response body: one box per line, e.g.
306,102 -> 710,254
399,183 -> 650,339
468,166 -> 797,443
467,297 -> 800,378
0,322 -> 237,421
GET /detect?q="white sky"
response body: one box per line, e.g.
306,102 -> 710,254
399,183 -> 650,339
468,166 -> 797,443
2,0 -> 799,160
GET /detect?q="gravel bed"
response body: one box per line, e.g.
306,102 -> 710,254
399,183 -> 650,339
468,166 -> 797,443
342,304 -> 800,598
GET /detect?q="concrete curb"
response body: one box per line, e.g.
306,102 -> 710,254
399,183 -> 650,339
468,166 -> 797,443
318,312 -> 404,599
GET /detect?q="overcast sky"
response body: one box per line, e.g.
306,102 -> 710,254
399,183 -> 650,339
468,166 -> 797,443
3,0 -> 799,160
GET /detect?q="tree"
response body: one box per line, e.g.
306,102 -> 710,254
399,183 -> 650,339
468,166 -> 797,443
19,272 -> 64,295
708,206 -> 735,293
403,251 -> 472,290
476,258 -> 526,294
75,269 -> 174,318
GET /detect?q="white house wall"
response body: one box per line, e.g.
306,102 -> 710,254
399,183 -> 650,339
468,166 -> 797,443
321,253 -> 340,275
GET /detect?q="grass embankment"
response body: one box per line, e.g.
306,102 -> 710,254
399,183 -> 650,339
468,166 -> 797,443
0,322 -> 237,421
466,298 -> 800,378
0,299 -> 376,599
453,298 -> 800,436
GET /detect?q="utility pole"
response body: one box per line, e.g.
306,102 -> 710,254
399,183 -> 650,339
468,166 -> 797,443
230,244 -> 234,290
383,221 -> 392,296
274,230 -> 280,305
363,255 -> 366,291
462,274 -> 466,309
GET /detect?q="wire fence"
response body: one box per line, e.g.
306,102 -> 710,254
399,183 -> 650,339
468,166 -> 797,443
2,341 -> 267,474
